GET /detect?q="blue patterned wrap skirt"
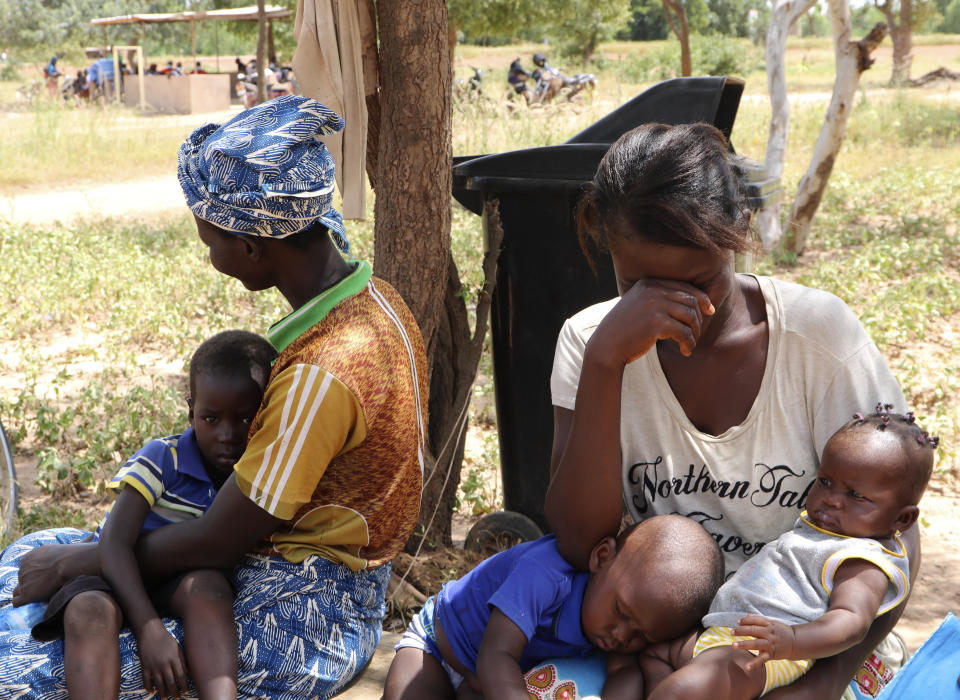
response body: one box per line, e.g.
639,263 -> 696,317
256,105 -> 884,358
0,528 -> 389,699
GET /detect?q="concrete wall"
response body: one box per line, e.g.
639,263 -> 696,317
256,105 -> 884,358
124,73 -> 231,114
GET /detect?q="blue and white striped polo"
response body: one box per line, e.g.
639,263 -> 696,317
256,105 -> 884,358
95,427 -> 216,537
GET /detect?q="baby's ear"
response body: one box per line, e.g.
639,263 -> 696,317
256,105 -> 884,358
894,505 -> 919,534
588,536 -> 617,574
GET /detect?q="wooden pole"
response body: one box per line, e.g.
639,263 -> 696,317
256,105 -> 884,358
256,0 -> 268,104
137,46 -> 145,110
112,45 -> 121,104
191,19 -> 197,73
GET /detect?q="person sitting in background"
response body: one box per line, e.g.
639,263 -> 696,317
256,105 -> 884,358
146,63 -> 159,75
385,515 -> 724,700
43,55 -> 60,96
191,62 -> 206,74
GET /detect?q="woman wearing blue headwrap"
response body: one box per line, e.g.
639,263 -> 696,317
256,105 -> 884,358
0,96 -> 429,699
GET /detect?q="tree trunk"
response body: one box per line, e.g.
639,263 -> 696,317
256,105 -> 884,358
374,0 -> 484,548
755,0 -> 817,249
416,204 -> 503,548
888,19 -> 913,85
662,0 -> 693,76
374,0 -> 450,354
256,0 -> 268,104
783,18 -> 887,254
876,0 -> 913,85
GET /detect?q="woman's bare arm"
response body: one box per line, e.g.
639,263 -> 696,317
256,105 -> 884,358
133,474 -> 280,578
13,475 -> 280,603
545,280 -> 714,570
544,358 -> 626,570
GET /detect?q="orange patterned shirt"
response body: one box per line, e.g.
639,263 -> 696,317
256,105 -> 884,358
234,261 -> 427,570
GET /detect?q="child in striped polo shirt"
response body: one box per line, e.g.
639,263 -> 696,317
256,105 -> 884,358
30,330 -> 276,700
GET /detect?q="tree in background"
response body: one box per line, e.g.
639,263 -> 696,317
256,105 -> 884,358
448,0 -> 552,58
873,0 -> 937,83
661,0 -> 693,75
623,0 -> 671,39
756,0 -> 887,253
548,0 -> 632,64
0,0 -> 270,67
942,0 -> 960,30
706,0 -> 755,37
658,0 -> 709,75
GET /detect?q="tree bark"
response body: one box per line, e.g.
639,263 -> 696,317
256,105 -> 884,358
876,0 -> 913,84
755,0 -> 817,249
661,0 -> 692,76
783,18 -> 887,254
374,0 -> 451,353
888,20 -> 913,85
415,203 -> 503,548
374,0 -> 496,547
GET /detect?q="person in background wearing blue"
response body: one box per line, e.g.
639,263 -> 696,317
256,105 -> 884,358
43,56 -> 60,96
29,330 -> 274,700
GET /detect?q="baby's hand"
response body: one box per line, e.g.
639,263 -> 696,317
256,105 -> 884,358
732,615 -> 797,670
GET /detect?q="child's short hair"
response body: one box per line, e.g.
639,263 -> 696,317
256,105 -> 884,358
837,404 -> 938,504
619,515 -> 725,628
189,330 -> 277,397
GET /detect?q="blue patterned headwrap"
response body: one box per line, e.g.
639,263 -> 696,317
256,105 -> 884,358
177,95 -> 349,253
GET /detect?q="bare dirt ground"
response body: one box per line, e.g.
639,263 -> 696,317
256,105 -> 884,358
3,171 -> 958,658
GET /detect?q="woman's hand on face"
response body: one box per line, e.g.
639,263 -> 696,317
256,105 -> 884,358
590,279 -> 715,367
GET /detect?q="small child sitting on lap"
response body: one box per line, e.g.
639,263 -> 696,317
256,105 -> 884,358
646,405 -> 937,700
30,330 -> 276,700
385,514 -> 725,700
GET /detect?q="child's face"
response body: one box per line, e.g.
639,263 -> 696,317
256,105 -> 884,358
807,431 -> 913,539
189,372 -> 263,482
580,537 -> 679,653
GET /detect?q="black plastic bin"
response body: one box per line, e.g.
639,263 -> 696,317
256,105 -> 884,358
452,76 -> 780,534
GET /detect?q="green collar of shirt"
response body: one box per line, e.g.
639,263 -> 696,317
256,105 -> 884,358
267,260 -> 372,353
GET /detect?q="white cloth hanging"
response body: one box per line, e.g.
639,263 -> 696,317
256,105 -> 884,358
293,0 -> 376,220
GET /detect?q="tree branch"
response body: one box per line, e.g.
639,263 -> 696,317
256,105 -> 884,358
471,199 -> 504,350
856,22 -> 888,72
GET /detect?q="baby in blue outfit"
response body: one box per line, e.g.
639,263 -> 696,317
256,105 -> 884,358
385,514 -> 724,700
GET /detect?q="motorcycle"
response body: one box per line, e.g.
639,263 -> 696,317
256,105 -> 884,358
507,53 -> 596,107
528,53 -> 596,105
453,66 -> 484,102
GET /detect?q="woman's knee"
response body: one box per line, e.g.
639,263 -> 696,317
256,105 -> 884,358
63,590 -> 122,635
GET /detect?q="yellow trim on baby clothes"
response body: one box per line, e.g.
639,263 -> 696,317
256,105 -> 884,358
694,626 -> 813,697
